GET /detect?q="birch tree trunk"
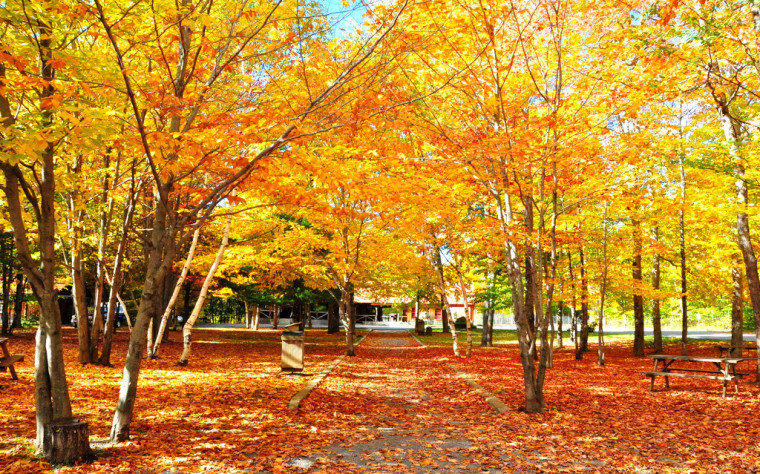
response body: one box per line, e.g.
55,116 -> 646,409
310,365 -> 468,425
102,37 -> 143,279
100,186 -> 137,365
65,160 -> 91,363
481,269 -> 495,347
338,287 -> 355,356
178,216 -> 231,366
150,227 -> 200,358
89,169 -> 115,363
110,189 -> 175,442
452,254 -> 473,357
253,305 -> 260,331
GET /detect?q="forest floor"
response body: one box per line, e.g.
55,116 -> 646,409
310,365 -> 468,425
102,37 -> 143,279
1,326 -> 759,473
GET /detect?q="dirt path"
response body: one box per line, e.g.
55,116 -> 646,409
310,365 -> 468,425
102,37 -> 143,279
293,330 -> 512,472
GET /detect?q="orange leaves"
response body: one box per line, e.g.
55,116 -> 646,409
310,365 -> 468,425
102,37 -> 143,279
0,328 -> 750,472
0,327 -> 356,473
39,94 -> 64,110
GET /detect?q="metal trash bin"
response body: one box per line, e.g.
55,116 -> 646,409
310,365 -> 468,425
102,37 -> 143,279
281,330 -> 305,372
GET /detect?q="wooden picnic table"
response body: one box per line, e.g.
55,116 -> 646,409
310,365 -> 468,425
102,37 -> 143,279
0,338 -> 24,380
717,344 -> 757,358
643,354 -> 747,397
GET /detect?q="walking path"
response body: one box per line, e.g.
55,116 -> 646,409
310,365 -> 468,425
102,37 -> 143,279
285,329 -> 612,472
293,329 -> 503,472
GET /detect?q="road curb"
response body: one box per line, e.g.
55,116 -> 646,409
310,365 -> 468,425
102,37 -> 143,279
442,358 -> 509,414
412,330 -> 507,414
288,329 -> 372,411
410,331 -> 426,348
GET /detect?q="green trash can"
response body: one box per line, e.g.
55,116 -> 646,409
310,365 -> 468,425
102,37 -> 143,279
281,330 -> 305,372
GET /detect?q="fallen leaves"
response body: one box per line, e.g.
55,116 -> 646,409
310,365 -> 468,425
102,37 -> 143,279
1,328 -> 759,472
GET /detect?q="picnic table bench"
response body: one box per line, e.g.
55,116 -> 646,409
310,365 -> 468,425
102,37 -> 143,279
0,338 -> 24,380
643,354 -> 746,397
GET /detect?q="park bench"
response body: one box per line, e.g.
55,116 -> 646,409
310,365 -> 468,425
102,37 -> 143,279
643,354 -> 746,398
0,338 -> 24,380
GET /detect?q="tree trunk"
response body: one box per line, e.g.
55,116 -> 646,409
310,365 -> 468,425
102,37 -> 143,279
151,227 -> 200,358
679,152 -> 689,356
567,251 -> 578,350
731,265 -> 744,358
253,305 -> 260,331
178,216 -> 231,366
598,206 -> 609,366
652,229 -> 663,355
110,187 -> 175,442
12,275 -> 25,330
327,301 -> 340,334
432,246 -> 460,357
557,301 -> 564,349
338,289 -> 355,356
577,248 -> 589,359
481,272 -> 494,348
100,190 -> 137,366
43,417 -> 95,464
71,252 -> 90,364
632,219 -> 645,357
0,14 -> 80,454
495,188 -> 541,412
710,77 -> 760,374
453,253 -> 473,357
1,237 -> 11,336
245,301 -> 252,329
349,291 -> 356,336
441,294 -> 451,334
524,258 -> 536,335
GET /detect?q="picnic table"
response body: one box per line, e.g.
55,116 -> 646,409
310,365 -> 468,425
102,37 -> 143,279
717,344 -> 758,358
643,354 -> 746,397
0,338 -> 24,380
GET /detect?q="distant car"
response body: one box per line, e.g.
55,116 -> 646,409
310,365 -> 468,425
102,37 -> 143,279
71,302 -> 127,329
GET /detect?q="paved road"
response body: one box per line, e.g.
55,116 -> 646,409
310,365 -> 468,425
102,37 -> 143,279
197,321 -> 757,341
599,329 -> 757,341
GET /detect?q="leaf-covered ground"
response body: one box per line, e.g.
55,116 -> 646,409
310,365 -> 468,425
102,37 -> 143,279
1,327 -> 759,472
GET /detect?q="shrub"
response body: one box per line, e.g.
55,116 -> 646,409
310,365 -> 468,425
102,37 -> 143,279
454,316 -> 476,330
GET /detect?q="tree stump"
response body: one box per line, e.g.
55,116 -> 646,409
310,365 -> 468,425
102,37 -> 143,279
415,319 -> 425,335
43,417 -> 95,464
425,326 -> 433,336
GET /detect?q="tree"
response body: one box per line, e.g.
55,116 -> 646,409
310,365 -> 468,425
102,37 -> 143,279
0,2 -> 89,458
90,0 -> 415,440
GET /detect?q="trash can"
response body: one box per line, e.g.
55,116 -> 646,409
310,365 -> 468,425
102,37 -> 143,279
281,330 -> 305,372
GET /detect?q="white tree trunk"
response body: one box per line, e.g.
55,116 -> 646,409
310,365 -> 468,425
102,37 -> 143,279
178,217 -> 231,365
150,227 -> 201,358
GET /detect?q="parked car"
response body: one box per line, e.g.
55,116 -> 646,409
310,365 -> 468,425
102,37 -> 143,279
71,302 -> 127,329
